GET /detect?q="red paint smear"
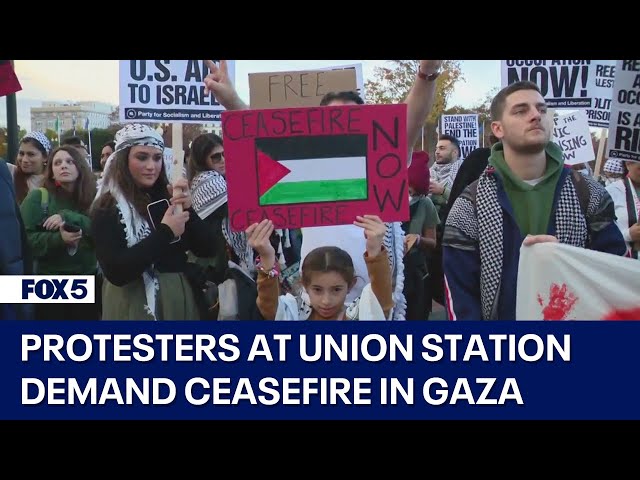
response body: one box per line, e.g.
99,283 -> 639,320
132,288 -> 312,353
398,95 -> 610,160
537,294 -> 544,307
602,308 -> 640,320
539,283 -> 578,320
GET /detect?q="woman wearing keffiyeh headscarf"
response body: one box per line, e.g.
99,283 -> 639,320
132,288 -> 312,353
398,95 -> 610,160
90,124 -> 216,320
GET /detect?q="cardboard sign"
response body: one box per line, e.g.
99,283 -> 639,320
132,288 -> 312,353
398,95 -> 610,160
119,60 -> 235,124
249,69 -> 358,109
607,60 -> 640,163
223,104 -> 408,230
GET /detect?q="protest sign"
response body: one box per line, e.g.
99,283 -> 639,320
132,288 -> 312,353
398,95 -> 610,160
552,110 -> 595,165
249,68 -> 358,109
607,60 -> 640,162
222,103 -> 408,230
119,60 -> 235,124
439,114 -> 479,159
501,60 -> 616,127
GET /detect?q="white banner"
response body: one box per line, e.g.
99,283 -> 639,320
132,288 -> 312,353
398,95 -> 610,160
606,60 -> 640,163
119,60 -> 236,125
516,243 -> 640,320
439,114 -> 479,159
552,110 -> 595,165
500,60 -> 616,127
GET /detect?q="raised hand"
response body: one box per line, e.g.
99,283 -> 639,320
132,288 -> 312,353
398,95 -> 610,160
419,60 -> 443,75
522,234 -> 559,246
246,219 -> 276,270
167,177 -> 192,211
161,204 -> 190,238
60,228 -> 82,246
203,60 -> 246,111
354,215 -> 387,258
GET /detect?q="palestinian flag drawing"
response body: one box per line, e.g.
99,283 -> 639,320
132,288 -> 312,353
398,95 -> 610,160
257,134 -> 368,206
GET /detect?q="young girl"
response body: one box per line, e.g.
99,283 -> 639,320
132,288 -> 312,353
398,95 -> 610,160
246,215 -> 394,320
20,145 -> 98,320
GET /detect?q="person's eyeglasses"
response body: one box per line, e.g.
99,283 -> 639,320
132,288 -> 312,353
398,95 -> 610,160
211,151 -> 224,162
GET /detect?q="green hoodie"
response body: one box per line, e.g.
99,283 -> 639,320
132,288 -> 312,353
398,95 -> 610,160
20,188 -> 97,275
488,142 -> 564,237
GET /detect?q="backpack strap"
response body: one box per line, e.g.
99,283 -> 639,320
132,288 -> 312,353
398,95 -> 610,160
38,187 -> 49,220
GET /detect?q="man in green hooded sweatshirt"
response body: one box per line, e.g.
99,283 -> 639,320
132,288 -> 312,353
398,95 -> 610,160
442,81 -> 626,320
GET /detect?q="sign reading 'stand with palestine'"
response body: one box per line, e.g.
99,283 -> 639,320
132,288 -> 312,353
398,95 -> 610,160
223,104 -> 408,231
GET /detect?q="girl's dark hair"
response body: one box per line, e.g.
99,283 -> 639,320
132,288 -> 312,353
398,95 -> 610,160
14,137 -> 48,203
301,246 -> 356,286
91,146 -> 169,220
188,133 -> 223,183
44,146 -> 97,213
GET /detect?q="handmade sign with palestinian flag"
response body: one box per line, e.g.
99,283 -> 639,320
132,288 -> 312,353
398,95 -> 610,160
516,243 -> 640,320
222,104 -> 408,230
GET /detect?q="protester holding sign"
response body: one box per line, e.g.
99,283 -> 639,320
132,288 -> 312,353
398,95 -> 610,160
91,124 -> 216,320
204,59 -> 443,320
443,81 -> 626,320
606,160 -> 640,259
189,132 -> 254,281
246,216 -> 393,320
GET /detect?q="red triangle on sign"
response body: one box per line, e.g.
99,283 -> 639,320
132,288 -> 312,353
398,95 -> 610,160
258,149 -> 291,197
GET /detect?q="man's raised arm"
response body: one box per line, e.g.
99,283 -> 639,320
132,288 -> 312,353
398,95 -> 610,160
404,60 -> 442,161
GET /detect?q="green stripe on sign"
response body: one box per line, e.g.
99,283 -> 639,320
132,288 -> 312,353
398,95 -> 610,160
259,179 -> 368,205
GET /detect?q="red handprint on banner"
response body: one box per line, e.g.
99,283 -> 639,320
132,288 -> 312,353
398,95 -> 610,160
536,283 -> 578,320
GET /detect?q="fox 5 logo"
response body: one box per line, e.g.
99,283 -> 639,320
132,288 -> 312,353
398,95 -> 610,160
0,276 -> 95,303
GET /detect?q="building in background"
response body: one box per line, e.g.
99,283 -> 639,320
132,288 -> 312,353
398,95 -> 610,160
30,101 -> 115,133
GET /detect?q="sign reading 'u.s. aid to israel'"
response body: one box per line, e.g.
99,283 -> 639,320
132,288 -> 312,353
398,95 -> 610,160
119,60 -> 235,124
223,104 -> 408,231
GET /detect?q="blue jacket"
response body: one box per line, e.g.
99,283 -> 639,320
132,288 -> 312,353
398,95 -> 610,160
0,160 -> 33,320
443,167 -> 626,320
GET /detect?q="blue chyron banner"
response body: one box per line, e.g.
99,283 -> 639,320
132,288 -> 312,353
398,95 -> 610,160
2,321 -> 639,420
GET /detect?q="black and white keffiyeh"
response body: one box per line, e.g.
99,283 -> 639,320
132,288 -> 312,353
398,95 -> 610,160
446,167 -> 589,319
430,158 -> 463,190
190,170 -> 255,273
94,124 -> 166,319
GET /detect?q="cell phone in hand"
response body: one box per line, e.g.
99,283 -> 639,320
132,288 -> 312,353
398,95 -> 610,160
147,198 -> 180,244
62,223 -> 81,233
